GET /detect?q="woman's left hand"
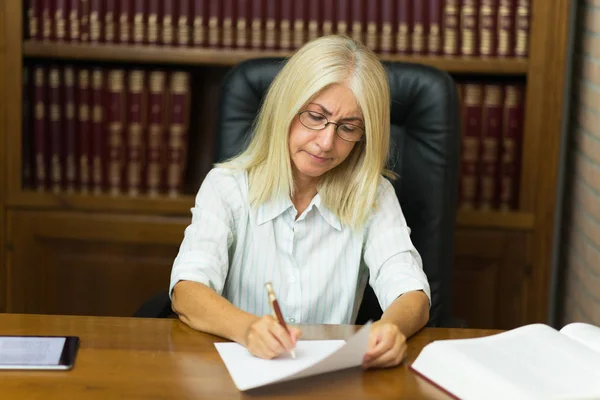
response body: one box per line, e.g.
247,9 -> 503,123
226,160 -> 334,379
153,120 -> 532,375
362,320 -> 407,369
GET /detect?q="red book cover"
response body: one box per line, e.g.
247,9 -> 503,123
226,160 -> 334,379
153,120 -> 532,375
279,0 -> 292,50
336,0 -> 349,37
428,0 -> 443,55
515,0 -> 530,57
192,0 -> 206,47
396,0 -> 411,55
146,71 -> 167,197
133,0 -> 146,44
264,0 -> 278,49
235,0 -> 249,48
78,69 -> 92,193
411,1 -> 427,55
80,0 -> 90,42
54,0 -> 67,41
42,0 -> 53,41
22,67 -> 34,189
126,70 -> 147,196
293,0 -> 306,49
147,0 -> 161,45
478,84 -> 503,210
497,0 -> 515,57
479,0 -> 497,57
365,0 -> 379,52
307,0 -> 321,42
380,0 -> 394,53
63,66 -> 78,193
68,0 -> 80,41
89,0 -> 102,42
91,69 -> 105,195
499,84 -> 524,210
251,0 -> 264,49
104,0 -> 117,43
208,0 -> 222,48
322,0 -> 334,36
119,0 -> 132,44
350,0 -> 364,44
106,70 -> 126,196
443,0 -> 460,56
28,0 -> 41,40
177,0 -> 192,47
33,66 -> 47,191
460,0 -> 479,56
459,83 -> 483,210
221,0 -> 235,48
48,67 -> 63,194
166,71 -> 191,197
162,0 -> 175,46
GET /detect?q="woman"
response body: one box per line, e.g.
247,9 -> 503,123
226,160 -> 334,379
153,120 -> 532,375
170,35 -> 430,369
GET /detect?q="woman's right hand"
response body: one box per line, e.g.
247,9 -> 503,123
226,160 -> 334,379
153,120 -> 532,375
244,315 -> 302,359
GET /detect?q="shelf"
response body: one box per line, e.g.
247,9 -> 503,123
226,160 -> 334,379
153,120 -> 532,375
22,41 -> 529,74
456,209 -> 535,230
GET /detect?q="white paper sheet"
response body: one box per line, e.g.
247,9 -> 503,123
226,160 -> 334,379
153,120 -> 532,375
214,321 -> 372,391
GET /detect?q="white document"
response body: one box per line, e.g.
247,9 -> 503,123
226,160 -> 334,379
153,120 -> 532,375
0,337 -> 66,366
214,321 -> 372,391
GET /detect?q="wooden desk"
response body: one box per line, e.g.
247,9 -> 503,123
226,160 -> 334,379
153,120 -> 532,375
0,314 -> 500,399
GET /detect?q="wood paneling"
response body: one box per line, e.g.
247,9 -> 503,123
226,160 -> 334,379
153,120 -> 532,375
0,0 -> 6,312
6,211 -> 188,316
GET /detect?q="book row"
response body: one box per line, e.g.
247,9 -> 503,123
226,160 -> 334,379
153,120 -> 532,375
22,65 -> 191,198
26,0 -> 530,57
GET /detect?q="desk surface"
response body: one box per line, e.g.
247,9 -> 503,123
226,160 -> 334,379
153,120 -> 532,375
0,314 -> 501,399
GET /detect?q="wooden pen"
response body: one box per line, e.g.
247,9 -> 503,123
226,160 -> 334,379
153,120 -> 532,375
265,282 -> 296,359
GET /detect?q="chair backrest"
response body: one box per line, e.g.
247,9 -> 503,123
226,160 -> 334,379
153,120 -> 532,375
214,58 -> 461,327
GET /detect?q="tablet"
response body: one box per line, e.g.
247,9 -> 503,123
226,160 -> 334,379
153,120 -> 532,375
0,335 -> 80,370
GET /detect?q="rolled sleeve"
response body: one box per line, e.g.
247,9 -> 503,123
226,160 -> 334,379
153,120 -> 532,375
169,169 -> 235,298
363,179 -> 431,311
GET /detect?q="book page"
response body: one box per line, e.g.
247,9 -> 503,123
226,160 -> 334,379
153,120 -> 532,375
412,324 -> 600,399
214,321 -> 371,391
560,322 -> 600,354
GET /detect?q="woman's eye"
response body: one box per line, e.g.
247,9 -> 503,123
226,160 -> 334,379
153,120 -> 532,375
308,112 -> 326,122
340,124 -> 358,133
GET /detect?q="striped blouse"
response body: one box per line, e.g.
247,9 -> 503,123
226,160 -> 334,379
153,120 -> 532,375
169,167 -> 431,325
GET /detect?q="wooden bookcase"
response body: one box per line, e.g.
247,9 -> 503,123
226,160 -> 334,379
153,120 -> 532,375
0,0 -> 570,329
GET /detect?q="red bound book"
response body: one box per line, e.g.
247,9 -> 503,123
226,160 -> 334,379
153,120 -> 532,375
251,0 -> 264,49
132,0 -> 146,44
380,0 -> 394,53
336,0 -> 349,36
459,83 -> 483,210
126,70 -> 147,196
78,69 -> 92,193
68,0 -> 80,41
89,0 -> 102,43
478,84 -> 503,210
235,0 -> 249,48
443,0 -> 460,56
106,70 -> 126,196
279,0 -> 292,50
428,0 -> 443,55
221,0 -> 235,48
79,0 -> 90,42
307,0 -> 321,42
411,1 -> 427,55
497,0 -> 515,57
48,67 -> 63,194
162,0 -> 175,46
22,67 -> 34,189
264,0 -> 278,49
54,0 -> 67,41
192,0 -> 206,47
515,0 -> 530,57
146,71 -> 167,197
322,0 -> 334,36
350,0 -> 364,44
293,0 -> 306,49
208,0 -> 221,48
90,69 -> 105,195
177,0 -> 192,47
42,0 -> 53,41
166,71 -> 191,197
479,0 -> 497,57
461,0 -> 479,56
103,0 -> 116,43
119,0 -> 132,44
28,0 -> 41,40
396,0 -> 411,55
147,0 -> 161,45
63,66 -> 78,193
33,66 -> 48,191
365,0 -> 379,52
499,84 -> 524,210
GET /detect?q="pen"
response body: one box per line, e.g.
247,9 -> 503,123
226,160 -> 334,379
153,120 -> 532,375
265,282 -> 296,359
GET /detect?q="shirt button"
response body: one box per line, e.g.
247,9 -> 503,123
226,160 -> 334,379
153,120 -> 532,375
290,276 -> 296,283
289,318 -> 295,323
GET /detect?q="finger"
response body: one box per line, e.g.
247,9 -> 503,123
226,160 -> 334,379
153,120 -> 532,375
289,327 -> 302,343
365,332 -> 393,360
364,336 -> 407,369
268,321 -> 296,351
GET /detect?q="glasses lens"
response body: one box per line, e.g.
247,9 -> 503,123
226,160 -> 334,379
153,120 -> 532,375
300,111 -> 327,129
337,124 -> 364,142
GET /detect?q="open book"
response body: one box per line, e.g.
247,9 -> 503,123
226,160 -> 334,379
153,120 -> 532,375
411,322 -> 600,400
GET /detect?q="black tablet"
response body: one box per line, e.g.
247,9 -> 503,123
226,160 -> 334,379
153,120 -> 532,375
0,335 -> 80,370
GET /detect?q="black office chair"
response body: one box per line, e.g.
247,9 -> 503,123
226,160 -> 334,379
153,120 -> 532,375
135,57 -> 462,327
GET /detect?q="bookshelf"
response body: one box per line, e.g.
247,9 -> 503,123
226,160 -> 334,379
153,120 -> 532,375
0,0 -> 571,329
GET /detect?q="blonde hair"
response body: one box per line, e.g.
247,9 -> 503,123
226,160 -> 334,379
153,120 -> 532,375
217,35 -> 394,229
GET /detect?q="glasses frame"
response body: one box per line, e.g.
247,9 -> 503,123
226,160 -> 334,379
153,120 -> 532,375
297,110 -> 365,143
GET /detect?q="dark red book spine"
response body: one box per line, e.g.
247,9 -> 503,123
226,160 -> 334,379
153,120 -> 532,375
33,66 -> 48,191
336,0 -> 349,36
78,69 -> 92,193
146,71 -> 167,197
147,0 -> 161,45
461,0 -> 479,56
443,0 -> 460,56
459,83 -> 483,210
322,0 -> 334,36
279,0 -> 292,50
479,0 -> 497,57
499,84 -> 524,210
166,71 -> 190,197
293,0 -> 306,49
106,70 -> 126,196
48,67 -> 63,193
162,0 -> 175,46
365,0 -> 379,52
119,0 -> 132,44
396,0 -> 411,54
104,0 -> 117,43
91,69 -> 105,195
264,0 -> 277,49
515,0 -> 530,57
428,0 -> 443,55
79,0 -> 90,42
411,1 -> 427,55
307,0 -> 320,42
350,0 -> 364,44
132,0 -> 146,44
68,0 -> 80,41
380,0 -> 394,54
42,0 -> 53,41
221,0 -> 235,48
235,0 -> 249,48
28,0 -> 41,40
126,70 -> 147,196
89,0 -> 103,43
63,66 -> 78,193
251,0 -> 264,49
54,0 -> 67,41
479,84 -> 503,210
497,0 -> 515,57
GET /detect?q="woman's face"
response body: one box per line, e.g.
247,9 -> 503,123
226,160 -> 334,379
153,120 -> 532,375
288,84 -> 363,186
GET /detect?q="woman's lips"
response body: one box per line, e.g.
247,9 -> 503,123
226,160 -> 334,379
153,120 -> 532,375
307,152 -> 330,163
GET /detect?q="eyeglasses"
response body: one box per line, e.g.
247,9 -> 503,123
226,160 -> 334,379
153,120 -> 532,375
297,110 -> 365,142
